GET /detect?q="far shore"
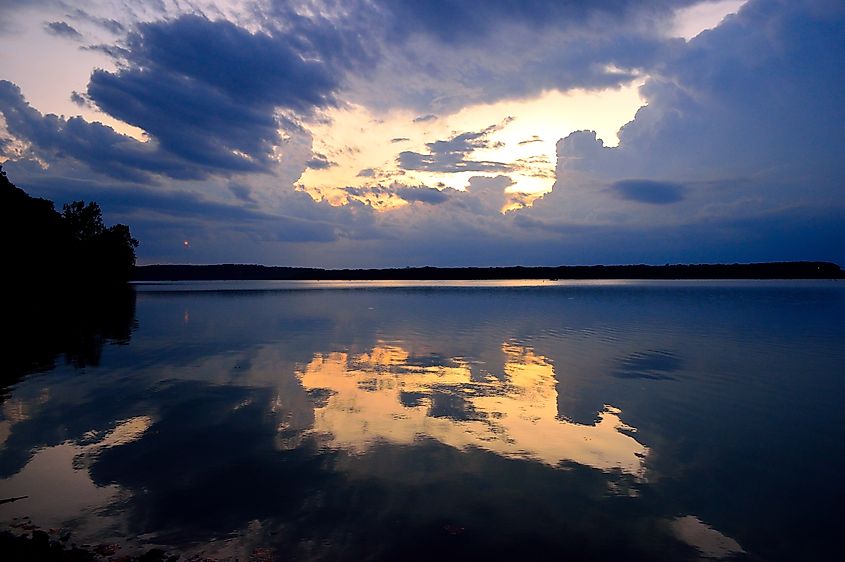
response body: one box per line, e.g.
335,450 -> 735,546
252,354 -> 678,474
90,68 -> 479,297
133,261 -> 843,281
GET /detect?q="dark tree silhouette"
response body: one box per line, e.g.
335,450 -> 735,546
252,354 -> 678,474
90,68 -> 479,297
0,165 -> 139,285
60,199 -> 139,282
62,200 -> 105,241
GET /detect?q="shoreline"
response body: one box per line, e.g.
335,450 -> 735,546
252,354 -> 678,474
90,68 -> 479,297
133,261 -> 844,281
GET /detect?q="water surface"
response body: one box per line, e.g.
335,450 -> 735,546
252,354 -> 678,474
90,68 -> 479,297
1,280 -> 843,561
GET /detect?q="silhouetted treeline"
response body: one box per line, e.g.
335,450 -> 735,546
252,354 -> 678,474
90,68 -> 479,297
134,261 -> 843,281
0,165 -> 138,286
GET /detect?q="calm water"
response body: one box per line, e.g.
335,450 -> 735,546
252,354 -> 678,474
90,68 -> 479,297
1,280 -> 843,561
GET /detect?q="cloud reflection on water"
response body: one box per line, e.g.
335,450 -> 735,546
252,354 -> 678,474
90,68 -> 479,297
299,342 -> 647,475
0,283 -> 842,561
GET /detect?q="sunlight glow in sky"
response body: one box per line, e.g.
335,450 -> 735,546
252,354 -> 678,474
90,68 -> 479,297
300,84 -> 646,210
672,0 -> 747,39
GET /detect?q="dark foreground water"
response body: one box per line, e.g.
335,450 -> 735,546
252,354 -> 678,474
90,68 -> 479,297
1,280 -> 843,561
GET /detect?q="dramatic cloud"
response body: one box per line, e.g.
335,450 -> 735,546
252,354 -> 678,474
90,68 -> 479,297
559,1 -> 844,183
398,122 -> 514,174
534,0 -> 845,241
338,183 -> 452,209
394,185 -> 450,205
610,180 -> 685,204
0,81 -> 208,181
1,0 -> 843,266
69,91 -> 88,106
341,0 -> 693,112
85,15 -> 343,173
373,0 -> 692,42
228,183 -> 256,204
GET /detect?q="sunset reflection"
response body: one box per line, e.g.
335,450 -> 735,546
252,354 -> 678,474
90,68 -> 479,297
298,342 -> 647,475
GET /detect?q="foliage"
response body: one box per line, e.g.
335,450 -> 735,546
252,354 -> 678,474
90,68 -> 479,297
62,201 -> 105,241
0,164 -> 139,285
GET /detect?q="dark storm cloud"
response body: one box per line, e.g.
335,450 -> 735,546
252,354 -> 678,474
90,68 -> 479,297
344,0 -> 694,110
0,80 -> 209,181
5,1 -> 691,184
44,21 -> 82,39
610,179 -> 685,204
395,185 -> 450,205
556,0 -> 845,185
398,123 -> 513,173
85,14 -> 350,173
342,183 -> 449,206
120,15 -> 337,110
68,90 -> 95,109
4,8 -> 369,182
228,183 -> 256,203
508,33 -> 679,97
69,91 -> 86,106
532,0 -> 845,270
373,0 -> 693,44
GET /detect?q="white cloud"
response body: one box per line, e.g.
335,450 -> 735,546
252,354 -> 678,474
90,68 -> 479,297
670,0 -> 747,40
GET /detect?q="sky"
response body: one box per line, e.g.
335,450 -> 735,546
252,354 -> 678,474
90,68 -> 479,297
0,0 -> 842,267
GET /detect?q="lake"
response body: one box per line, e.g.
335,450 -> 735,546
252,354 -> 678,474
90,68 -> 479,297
1,280 -> 843,561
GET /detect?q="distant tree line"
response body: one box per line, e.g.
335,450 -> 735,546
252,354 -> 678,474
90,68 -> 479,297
0,165 -> 138,285
134,261 -> 843,281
